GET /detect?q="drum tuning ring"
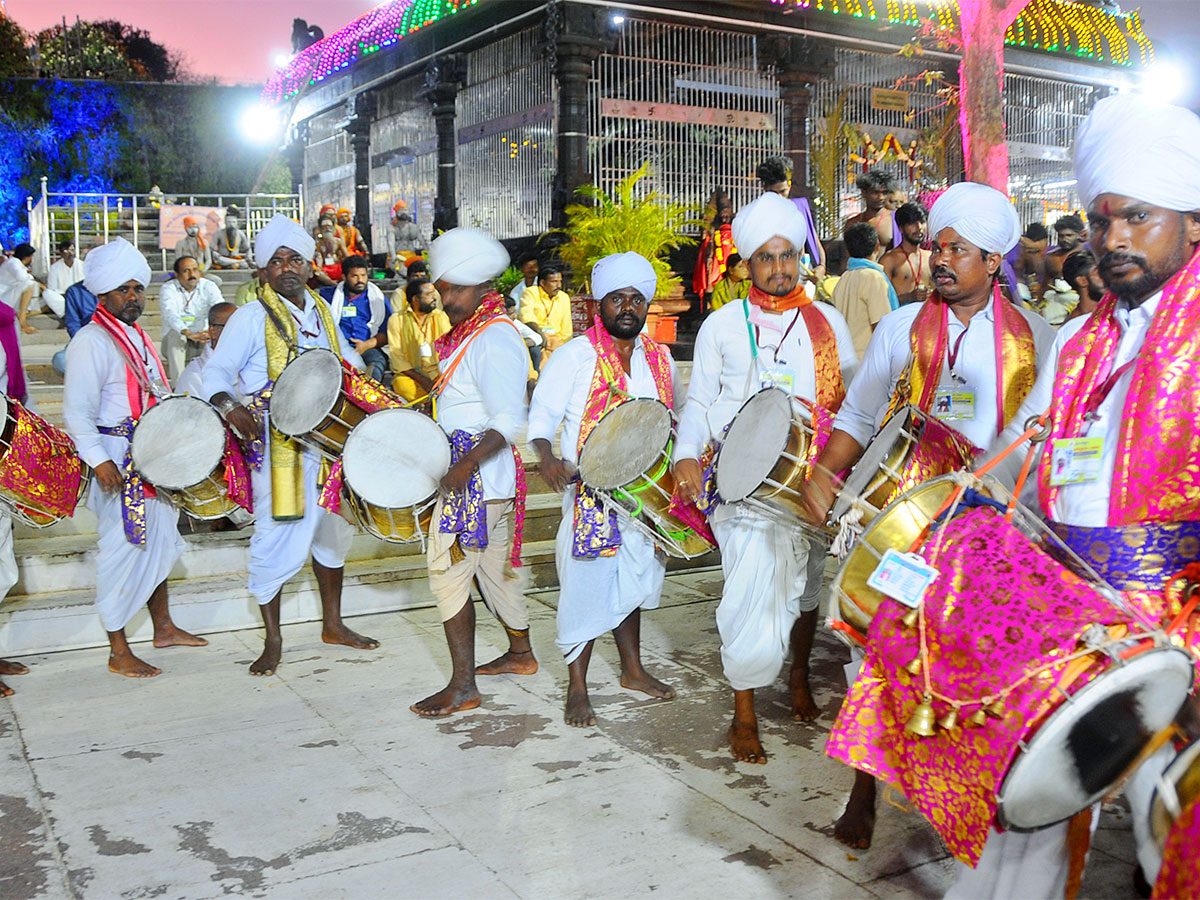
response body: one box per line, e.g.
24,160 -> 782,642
1023,414 -> 1053,443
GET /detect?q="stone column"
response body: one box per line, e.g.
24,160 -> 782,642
420,54 -> 466,236
759,35 -> 835,197
346,93 -> 375,255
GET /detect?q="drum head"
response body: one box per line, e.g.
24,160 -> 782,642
998,647 -> 1194,832
270,349 -> 343,437
341,408 -> 450,507
1150,737 -> 1200,850
130,397 -> 226,490
716,388 -> 793,503
830,407 -> 915,522
577,399 -> 672,491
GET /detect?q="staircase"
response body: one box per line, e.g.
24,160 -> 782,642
1,270 -> 717,657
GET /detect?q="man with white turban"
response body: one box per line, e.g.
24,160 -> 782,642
673,191 -> 858,763
63,238 -> 207,678
957,93 -> 1200,900
804,180 -> 1054,852
411,227 -> 535,718
203,214 -> 379,676
528,251 -> 688,726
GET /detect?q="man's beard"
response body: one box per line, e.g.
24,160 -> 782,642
602,311 -> 643,339
1099,247 -> 1187,304
115,303 -> 142,324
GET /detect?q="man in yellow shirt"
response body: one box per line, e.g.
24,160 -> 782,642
387,278 -> 450,402
518,264 -> 573,359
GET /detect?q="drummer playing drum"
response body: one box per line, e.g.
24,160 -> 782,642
674,192 -> 858,764
528,252 -> 685,727
800,183 -> 1054,851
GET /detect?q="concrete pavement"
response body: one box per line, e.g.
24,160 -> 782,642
2,572 -> 1139,899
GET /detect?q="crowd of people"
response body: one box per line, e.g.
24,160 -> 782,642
0,91 -> 1197,900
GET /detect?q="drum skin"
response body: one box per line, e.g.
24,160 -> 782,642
130,396 -> 226,490
270,349 -> 368,454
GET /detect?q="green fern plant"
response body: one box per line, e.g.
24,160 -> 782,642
550,163 -> 702,297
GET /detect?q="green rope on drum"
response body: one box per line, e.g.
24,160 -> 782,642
614,487 -> 644,517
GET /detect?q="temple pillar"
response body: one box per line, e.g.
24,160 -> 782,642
759,36 -> 835,198
346,92 -> 375,254
420,54 -> 466,236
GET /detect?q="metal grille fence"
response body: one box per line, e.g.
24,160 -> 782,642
457,28 -> 555,239
372,74 -> 438,253
590,18 -> 783,228
304,106 -> 355,229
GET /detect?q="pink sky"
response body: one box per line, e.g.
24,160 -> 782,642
5,0 -> 381,85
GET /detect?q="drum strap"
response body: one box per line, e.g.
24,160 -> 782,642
97,418 -> 155,545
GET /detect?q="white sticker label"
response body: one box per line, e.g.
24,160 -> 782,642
418,343 -> 432,359
867,548 -> 940,609
933,389 -> 975,420
1049,437 -> 1105,486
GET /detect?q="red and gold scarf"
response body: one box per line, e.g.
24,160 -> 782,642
745,287 -> 846,413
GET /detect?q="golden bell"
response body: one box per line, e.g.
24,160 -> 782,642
966,708 -> 990,727
938,706 -> 960,731
905,699 -> 938,737
901,608 -> 920,629
904,654 -> 924,675
985,698 -> 1006,718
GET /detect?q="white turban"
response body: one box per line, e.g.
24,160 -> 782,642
428,227 -> 510,285
83,238 -> 152,296
254,214 -> 315,268
731,192 -> 809,260
927,182 -> 1021,255
591,251 -> 657,303
1073,93 -> 1200,213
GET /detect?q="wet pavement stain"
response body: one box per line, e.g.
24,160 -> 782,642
0,719 -> 10,738
334,658 -> 375,665
436,713 -> 555,750
722,845 -> 781,869
121,749 -> 163,763
67,867 -> 94,895
87,825 -> 151,856
0,795 -> 52,899
291,811 -> 429,859
120,884 -> 169,898
534,760 -> 581,773
299,740 -> 339,748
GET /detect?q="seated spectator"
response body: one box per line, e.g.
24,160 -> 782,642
830,222 -> 898,358
709,253 -> 749,311
321,256 -> 390,383
175,302 -> 237,396
159,255 -> 222,381
505,292 -> 544,375
337,208 -> 368,256
387,277 -> 449,402
508,253 -> 539,318
212,206 -> 252,269
311,216 -> 347,287
518,264 -> 573,360
41,238 -> 81,319
51,281 -> 99,375
0,244 -> 39,334
234,271 -> 262,306
174,216 -> 213,272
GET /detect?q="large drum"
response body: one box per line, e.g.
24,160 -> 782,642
576,398 -> 713,559
0,398 -> 88,527
270,349 -> 378,457
130,396 -> 239,520
829,404 -> 980,530
714,387 -> 830,539
340,407 -> 449,544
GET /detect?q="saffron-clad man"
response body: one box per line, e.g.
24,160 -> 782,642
203,215 -> 379,676
674,192 -> 858,763
528,252 -> 684,726
410,228 -> 535,718
63,238 -> 207,677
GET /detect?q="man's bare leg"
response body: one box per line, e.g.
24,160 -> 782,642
729,688 -> 766,763
108,629 -> 161,678
147,579 -> 207,648
250,592 -> 282,676
411,600 -> 481,717
17,286 -> 37,334
834,769 -> 878,849
315,560 -> 379,649
476,603 -> 538,675
613,610 -> 674,700
0,659 -> 28,697
788,609 -> 821,721
565,641 -> 597,727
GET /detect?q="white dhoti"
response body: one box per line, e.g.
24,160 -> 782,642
0,515 -> 16,600
945,821 -> 1076,900
427,498 -> 528,629
247,442 -> 355,605
710,503 -> 825,691
39,289 -> 66,318
554,488 -> 665,662
87,480 -> 186,632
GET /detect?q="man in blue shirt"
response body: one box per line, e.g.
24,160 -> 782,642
319,255 -> 391,383
52,282 -> 99,375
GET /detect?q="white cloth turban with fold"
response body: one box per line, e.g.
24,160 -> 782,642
83,237 -> 152,295
1074,93 -> 1200,213
927,182 -> 1021,255
428,227 -> 510,285
591,251 -> 657,302
254,214 -> 315,267
731,191 -> 809,260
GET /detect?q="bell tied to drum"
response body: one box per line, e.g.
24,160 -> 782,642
903,653 -> 924,675
905,697 -> 938,737
937,706 -> 960,732
901,608 -> 920,629
966,707 -> 990,727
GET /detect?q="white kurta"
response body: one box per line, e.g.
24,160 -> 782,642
835,296 -> 1056,452
201,295 -> 355,605
62,320 -> 186,632
174,345 -> 212,397
0,257 -> 34,310
960,289 -> 1169,898
675,300 -> 859,691
158,277 -> 223,341
527,338 -> 685,662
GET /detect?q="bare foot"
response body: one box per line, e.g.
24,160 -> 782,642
0,659 -> 29,675
620,668 -> 676,700
321,622 -> 380,650
789,665 -> 821,722
834,774 -> 878,849
249,638 -> 281,676
109,651 -> 162,678
476,650 -> 537,676
564,683 -> 597,727
0,679 -> 11,697
20,322 -> 36,335
153,625 -> 208,648
729,718 -> 767,764
410,684 -> 481,718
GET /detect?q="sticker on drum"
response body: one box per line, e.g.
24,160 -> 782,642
997,646 -> 1194,832
270,349 -> 344,437
715,387 -> 794,503
577,399 -> 672,491
130,397 -> 226,491
341,408 -> 450,508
